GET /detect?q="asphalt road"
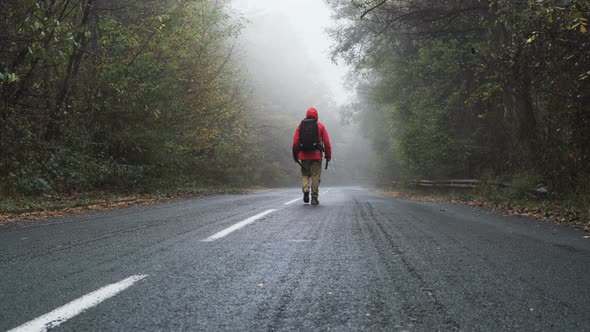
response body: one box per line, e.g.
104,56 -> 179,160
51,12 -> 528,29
1,187 -> 589,331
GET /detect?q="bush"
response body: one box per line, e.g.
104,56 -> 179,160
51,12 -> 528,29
509,171 -> 544,200
17,174 -> 52,195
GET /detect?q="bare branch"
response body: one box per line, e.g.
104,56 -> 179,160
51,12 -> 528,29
361,0 -> 387,19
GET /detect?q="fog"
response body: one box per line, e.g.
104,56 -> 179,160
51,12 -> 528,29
230,0 -> 377,186
231,0 -> 349,105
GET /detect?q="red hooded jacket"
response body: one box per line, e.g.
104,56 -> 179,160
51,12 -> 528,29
292,108 -> 332,161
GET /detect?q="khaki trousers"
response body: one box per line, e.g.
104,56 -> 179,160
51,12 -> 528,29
300,159 -> 322,197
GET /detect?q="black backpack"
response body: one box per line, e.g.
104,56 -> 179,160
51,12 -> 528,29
299,118 -> 321,151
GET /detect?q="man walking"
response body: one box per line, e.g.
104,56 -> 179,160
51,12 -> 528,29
292,107 -> 332,205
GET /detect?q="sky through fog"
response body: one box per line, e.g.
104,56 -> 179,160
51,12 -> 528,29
230,0 -> 350,105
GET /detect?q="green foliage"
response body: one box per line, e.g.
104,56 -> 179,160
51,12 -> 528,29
509,171 -> 544,199
16,173 -> 52,196
0,0 -> 263,196
329,0 -> 590,193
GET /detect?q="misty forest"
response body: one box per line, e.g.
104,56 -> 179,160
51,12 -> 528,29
0,0 -> 588,214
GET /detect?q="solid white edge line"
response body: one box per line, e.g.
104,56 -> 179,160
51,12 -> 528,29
8,275 -> 148,332
284,198 -> 300,205
202,209 -> 277,242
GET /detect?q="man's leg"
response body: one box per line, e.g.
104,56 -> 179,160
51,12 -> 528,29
300,160 -> 311,202
310,159 -> 322,204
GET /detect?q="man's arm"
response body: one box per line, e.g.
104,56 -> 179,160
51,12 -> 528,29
321,124 -> 332,161
292,125 -> 300,161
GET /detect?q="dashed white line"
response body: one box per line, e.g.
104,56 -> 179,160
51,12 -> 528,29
284,198 -> 300,205
8,275 -> 147,332
202,209 -> 277,242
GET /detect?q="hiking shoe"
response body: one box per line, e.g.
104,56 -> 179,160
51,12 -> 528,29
311,197 -> 319,205
303,191 -> 310,203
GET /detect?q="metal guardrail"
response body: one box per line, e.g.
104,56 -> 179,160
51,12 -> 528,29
407,179 -> 480,188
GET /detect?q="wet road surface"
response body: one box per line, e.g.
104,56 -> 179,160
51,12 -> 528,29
1,187 -> 589,331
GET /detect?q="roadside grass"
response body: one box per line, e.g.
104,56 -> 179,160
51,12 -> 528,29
0,186 -> 250,223
378,186 -> 590,232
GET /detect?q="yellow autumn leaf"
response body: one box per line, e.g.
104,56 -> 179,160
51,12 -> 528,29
526,35 -> 536,43
581,24 -> 587,33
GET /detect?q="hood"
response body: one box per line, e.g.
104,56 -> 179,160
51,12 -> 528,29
306,107 -> 318,120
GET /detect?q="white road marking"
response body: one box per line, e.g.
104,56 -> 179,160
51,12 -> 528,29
202,209 -> 277,242
8,275 -> 147,332
284,198 -> 300,205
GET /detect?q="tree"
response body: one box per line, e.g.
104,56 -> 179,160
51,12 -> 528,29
0,0 -> 257,194
328,0 -> 589,193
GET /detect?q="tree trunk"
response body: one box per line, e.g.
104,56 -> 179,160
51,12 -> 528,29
47,0 -> 94,140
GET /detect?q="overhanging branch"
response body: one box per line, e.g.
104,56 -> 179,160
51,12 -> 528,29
360,0 -> 387,19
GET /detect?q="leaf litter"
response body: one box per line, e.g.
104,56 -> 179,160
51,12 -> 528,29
380,191 -> 590,234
